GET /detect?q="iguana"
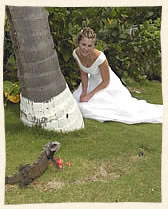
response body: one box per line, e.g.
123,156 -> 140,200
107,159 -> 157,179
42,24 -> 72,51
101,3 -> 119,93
5,141 -> 61,186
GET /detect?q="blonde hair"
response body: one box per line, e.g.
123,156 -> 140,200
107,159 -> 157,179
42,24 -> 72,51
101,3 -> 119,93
78,27 -> 96,43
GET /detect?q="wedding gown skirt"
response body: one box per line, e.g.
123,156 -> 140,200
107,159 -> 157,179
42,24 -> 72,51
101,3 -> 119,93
72,50 -> 162,124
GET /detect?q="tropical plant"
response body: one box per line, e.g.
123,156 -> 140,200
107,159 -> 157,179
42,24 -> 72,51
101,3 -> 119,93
3,15 -> 17,82
4,7 -> 161,90
47,7 -> 161,86
96,8 -> 161,82
3,80 -> 20,106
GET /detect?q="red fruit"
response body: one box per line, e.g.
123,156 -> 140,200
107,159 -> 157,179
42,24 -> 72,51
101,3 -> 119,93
66,161 -> 71,167
33,180 -> 37,185
55,158 -> 63,168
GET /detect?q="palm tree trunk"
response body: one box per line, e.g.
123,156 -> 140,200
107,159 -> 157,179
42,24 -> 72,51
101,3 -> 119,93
6,6 -> 84,132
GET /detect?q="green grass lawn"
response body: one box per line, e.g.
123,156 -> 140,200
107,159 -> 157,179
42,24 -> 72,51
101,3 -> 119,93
4,80 -> 162,204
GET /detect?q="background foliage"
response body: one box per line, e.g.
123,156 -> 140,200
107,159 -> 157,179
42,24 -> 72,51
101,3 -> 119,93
3,7 -> 162,92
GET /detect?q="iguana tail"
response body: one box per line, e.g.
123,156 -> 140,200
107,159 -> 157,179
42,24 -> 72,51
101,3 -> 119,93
5,173 -> 24,185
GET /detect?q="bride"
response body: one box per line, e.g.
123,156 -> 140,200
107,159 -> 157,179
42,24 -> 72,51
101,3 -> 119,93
72,27 -> 162,124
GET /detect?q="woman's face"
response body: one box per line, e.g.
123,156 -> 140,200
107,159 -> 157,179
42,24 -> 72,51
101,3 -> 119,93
78,37 -> 95,57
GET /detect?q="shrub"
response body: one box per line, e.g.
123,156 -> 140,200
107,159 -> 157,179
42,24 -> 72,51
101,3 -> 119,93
4,7 -> 161,91
3,80 -> 20,106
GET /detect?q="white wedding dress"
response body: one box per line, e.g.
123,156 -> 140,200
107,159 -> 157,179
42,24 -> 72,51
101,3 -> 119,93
72,49 -> 163,124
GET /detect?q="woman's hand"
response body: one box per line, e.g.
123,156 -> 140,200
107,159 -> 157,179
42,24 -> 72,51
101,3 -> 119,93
80,93 -> 86,102
80,93 -> 93,102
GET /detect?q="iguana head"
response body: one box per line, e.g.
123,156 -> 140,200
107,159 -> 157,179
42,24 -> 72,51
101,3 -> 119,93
45,141 -> 61,160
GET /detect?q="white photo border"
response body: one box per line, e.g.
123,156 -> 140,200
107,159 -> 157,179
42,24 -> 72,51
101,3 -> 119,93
0,0 -> 168,209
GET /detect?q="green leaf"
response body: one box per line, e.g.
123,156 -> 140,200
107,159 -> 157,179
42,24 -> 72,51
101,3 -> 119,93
3,81 -> 20,96
7,55 -> 17,71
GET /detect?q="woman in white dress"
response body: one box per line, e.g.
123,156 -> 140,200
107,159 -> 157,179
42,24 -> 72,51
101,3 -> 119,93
72,27 -> 162,124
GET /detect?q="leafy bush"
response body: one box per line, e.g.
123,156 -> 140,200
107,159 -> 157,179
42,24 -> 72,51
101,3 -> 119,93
131,18 -> 161,81
47,7 -> 161,88
97,14 -> 161,82
3,14 -> 17,82
3,80 -> 20,106
4,7 -> 161,91
118,18 -> 161,81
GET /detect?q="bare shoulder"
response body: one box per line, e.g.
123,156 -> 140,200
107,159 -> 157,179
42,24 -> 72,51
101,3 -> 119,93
99,60 -> 109,75
93,48 -> 101,57
75,47 -> 80,55
98,50 -> 109,69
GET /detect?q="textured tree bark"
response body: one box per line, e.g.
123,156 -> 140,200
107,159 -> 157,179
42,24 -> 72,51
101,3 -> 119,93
6,6 -> 84,132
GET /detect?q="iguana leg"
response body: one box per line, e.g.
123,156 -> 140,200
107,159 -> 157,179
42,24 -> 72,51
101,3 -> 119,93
51,159 -> 58,168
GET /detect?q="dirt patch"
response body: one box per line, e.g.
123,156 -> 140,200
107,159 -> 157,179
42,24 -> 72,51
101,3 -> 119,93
5,184 -> 17,192
130,155 -> 140,161
45,180 -> 65,190
34,178 -> 66,192
130,152 -> 146,162
72,165 -> 121,185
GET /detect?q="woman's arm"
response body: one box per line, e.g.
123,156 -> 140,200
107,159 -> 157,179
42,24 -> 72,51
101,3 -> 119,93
80,59 -> 110,102
80,68 -> 88,96
74,59 -> 88,101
